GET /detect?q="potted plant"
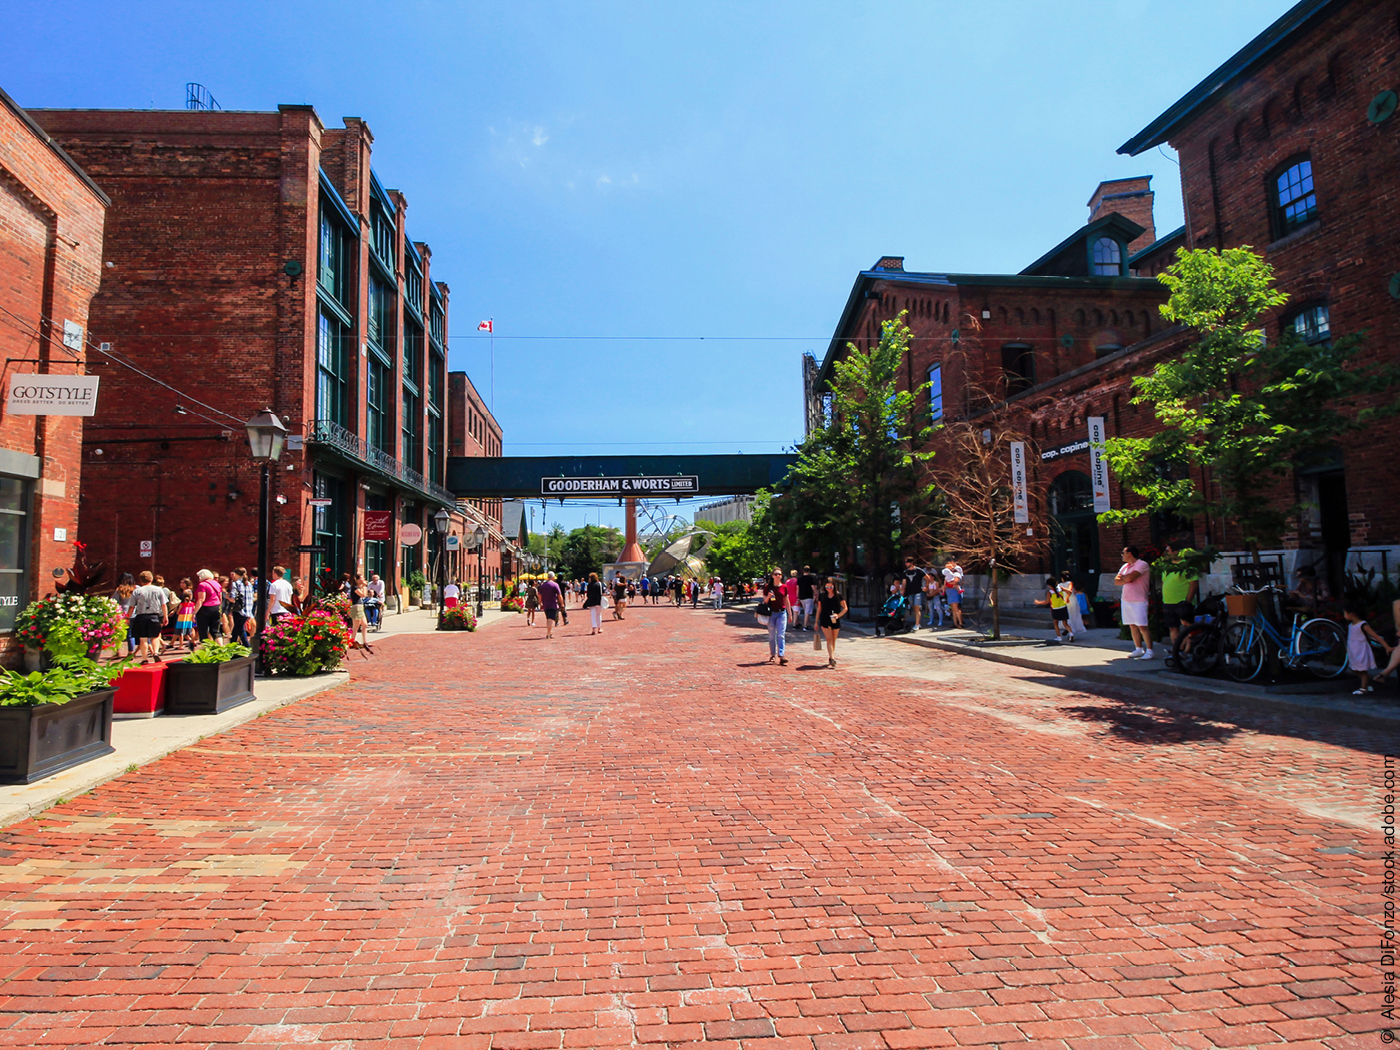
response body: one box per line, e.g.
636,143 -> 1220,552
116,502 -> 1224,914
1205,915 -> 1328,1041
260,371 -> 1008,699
15,593 -> 127,670
165,641 -> 255,715
406,570 -> 427,608
438,606 -> 477,631
500,595 -> 524,613
0,658 -> 124,783
258,610 -> 351,675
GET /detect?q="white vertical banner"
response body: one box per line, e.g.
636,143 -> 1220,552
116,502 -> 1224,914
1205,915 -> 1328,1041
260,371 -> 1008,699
1087,416 -> 1112,513
1009,441 -> 1029,524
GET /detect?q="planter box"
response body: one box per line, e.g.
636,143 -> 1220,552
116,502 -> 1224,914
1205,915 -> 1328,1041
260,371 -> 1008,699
164,656 -> 256,715
0,689 -> 116,784
113,662 -> 168,719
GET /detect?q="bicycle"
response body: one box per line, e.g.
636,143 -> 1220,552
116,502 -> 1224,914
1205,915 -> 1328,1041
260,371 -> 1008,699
1172,589 -> 1347,681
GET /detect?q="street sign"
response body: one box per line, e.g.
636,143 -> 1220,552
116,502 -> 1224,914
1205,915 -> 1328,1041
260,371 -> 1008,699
446,534 -> 461,550
541,475 -> 699,496
308,498 -> 333,508
139,540 -> 153,558
400,523 -> 423,546
297,544 -> 327,553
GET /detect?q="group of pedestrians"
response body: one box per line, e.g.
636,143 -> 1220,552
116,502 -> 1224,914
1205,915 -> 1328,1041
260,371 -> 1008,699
109,565 -> 389,661
759,565 -> 849,669
887,556 -> 966,632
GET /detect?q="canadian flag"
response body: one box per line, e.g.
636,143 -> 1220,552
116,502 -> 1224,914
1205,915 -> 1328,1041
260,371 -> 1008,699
477,319 -> 493,333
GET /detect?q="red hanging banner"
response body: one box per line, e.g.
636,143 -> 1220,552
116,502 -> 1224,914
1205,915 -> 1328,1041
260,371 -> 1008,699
363,510 -> 393,541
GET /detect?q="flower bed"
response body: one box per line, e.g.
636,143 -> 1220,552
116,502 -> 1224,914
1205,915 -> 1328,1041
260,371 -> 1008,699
15,594 -> 127,661
258,611 -> 351,675
438,607 -> 477,631
500,596 -> 524,613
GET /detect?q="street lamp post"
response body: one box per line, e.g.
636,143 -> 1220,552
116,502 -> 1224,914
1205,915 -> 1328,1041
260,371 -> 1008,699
245,409 -> 287,673
473,525 -> 488,618
433,507 -> 450,628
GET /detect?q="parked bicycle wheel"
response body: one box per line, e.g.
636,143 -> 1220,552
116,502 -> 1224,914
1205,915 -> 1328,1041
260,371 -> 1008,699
1172,622 -> 1223,676
1294,617 -> 1348,678
1222,620 -> 1266,682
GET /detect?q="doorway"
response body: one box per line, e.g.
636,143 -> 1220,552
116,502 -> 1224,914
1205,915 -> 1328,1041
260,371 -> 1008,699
1048,470 -> 1100,599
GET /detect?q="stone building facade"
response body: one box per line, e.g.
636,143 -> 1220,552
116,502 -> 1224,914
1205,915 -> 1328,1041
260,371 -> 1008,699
29,104 -> 489,599
0,88 -> 108,650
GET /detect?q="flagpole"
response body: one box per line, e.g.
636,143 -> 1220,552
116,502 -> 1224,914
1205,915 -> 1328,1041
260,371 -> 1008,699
490,317 -> 494,414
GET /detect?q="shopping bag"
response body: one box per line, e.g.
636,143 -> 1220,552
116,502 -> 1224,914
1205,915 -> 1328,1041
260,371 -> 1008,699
813,633 -> 823,651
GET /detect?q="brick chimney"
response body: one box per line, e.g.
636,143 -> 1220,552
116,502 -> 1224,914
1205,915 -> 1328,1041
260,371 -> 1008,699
1087,177 -> 1155,256
872,256 -> 905,271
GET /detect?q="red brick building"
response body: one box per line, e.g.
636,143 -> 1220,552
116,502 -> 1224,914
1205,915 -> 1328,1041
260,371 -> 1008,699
29,105 -> 494,601
447,370 -> 506,590
817,0 -> 1400,604
0,88 -> 108,647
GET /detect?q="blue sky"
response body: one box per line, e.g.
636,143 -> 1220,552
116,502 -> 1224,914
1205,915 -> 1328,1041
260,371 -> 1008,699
4,0 -> 1293,532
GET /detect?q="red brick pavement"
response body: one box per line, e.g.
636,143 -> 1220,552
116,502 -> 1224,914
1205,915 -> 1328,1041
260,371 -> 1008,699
0,604 -> 1388,1048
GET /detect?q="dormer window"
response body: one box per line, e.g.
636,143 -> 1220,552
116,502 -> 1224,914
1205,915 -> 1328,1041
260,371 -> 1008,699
1271,156 -> 1317,239
1091,237 -> 1122,276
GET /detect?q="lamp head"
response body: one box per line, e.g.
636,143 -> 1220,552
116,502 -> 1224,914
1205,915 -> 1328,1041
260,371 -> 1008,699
245,409 -> 288,463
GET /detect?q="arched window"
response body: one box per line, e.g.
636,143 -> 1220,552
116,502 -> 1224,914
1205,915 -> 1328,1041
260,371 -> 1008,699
928,364 -> 943,423
1001,344 -> 1035,396
1271,156 -> 1317,238
1092,237 -> 1122,276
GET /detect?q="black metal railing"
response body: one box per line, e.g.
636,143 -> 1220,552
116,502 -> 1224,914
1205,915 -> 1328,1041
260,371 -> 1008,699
307,418 -> 456,505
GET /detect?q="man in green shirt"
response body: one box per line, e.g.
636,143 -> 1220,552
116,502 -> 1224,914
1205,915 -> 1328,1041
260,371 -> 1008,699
1160,541 -> 1201,653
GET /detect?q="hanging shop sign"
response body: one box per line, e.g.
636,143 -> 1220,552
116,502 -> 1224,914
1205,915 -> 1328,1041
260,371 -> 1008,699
363,510 -> 393,541
541,475 -> 699,496
399,523 -> 423,546
1087,416 -> 1112,513
6,374 -> 100,416
1039,439 -> 1089,462
1009,442 -> 1029,524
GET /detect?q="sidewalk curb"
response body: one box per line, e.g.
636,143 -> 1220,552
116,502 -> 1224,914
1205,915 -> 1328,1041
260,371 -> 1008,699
0,671 -> 349,830
891,633 -> 1400,732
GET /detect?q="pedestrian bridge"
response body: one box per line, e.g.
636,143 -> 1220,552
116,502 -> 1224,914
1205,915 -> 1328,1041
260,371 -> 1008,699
445,453 -> 794,499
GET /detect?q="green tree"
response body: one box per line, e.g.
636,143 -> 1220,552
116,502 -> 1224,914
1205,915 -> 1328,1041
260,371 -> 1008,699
527,524 -> 569,571
784,311 -> 938,612
696,507 -> 775,583
560,524 -> 622,580
1102,246 -> 1399,553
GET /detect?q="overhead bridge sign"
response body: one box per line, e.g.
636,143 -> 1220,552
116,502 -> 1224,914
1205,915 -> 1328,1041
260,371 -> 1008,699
542,475 -> 699,496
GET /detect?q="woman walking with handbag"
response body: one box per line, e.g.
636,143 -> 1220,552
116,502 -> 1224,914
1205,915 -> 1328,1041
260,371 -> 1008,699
816,578 -> 848,668
762,569 -> 791,665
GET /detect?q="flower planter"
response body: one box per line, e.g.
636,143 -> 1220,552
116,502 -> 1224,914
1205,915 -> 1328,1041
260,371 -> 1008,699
164,656 -> 256,715
112,662 -> 168,719
0,689 -> 116,784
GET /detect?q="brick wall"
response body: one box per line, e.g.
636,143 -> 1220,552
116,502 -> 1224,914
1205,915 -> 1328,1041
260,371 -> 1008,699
0,89 -> 107,656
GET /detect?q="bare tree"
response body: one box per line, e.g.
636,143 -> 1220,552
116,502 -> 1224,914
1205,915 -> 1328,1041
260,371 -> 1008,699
931,322 -> 1046,639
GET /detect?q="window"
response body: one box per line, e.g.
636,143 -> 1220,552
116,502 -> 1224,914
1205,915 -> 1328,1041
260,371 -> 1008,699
318,207 -> 349,306
1001,344 -> 1035,396
367,356 -> 391,454
371,205 -> 395,267
427,408 -> 443,482
429,299 -> 445,347
404,258 -> 423,316
0,477 -> 30,632
403,387 -> 422,474
928,364 -> 943,423
1095,343 -> 1123,360
368,277 -> 394,355
1091,237 -> 1122,276
316,311 -> 349,425
403,322 -> 423,391
311,472 -> 347,584
428,347 -> 444,409
1290,302 -> 1331,345
1272,157 -> 1317,238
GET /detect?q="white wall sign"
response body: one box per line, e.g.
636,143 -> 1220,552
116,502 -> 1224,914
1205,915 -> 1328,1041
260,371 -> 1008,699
62,321 -> 84,352
140,540 -> 153,558
1009,441 -> 1029,524
445,534 -> 461,550
7,374 -> 100,416
53,528 -> 67,541
1087,416 -> 1112,514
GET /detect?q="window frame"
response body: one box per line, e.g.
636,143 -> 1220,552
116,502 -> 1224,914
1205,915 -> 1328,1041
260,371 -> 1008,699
1000,343 -> 1036,397
1090,236 -> 1123,277
1268,154 -> 1318,240
927,363 -> 943,423
1287,300 -> 1331,346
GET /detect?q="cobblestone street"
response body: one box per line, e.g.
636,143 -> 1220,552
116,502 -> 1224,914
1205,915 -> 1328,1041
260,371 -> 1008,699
0,605 -> 1388,1049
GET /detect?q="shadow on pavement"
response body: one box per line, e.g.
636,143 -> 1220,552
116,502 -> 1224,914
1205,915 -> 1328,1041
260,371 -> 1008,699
1020,674 -> 1400,755
1059,702 -> 1242,745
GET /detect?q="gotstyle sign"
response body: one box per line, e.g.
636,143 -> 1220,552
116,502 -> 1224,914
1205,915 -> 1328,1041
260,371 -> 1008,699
542,475 -> 699,496
6,374 -> 100,416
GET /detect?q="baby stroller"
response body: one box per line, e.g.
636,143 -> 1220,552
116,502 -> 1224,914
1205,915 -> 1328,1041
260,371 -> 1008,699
875,594 -> 908,636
